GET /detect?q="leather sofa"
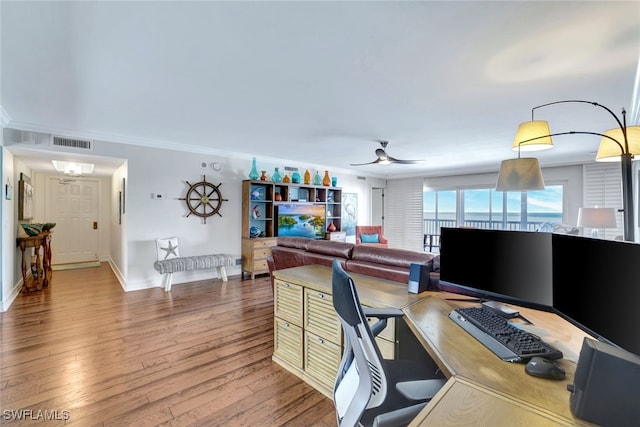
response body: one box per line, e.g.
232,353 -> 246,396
267,236 -> 436,289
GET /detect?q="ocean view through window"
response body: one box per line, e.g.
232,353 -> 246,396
424,185 -> 564,251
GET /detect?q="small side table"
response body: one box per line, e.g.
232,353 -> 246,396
325,231 -> 347,242
17,232 -> 53,292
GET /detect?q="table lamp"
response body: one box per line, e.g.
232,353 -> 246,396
577,207 -> 617,238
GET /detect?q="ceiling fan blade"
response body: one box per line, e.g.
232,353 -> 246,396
350,158 -> 381,166
388,156 -> 425,164
351,140 -> 424,166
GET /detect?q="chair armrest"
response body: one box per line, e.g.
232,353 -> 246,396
362,307 -> 404,319
372,402 -> 427,427
396,378 -> 446,401
378,235 -> 389,244
363,307 -> 404,337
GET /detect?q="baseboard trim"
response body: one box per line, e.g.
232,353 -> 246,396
52,261 -> 101,271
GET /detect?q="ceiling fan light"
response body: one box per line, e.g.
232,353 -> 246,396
596,126 -> 640,161
379,158 -> 391,165
51,160 -> 95,176
513,121 -> 554,152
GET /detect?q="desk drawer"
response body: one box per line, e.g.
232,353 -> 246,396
274,318 -> 303,369
305,331 -> 342,391
304,288 -> 342,344
274,279 -> 303,326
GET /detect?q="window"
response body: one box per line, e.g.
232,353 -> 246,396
424,185 -> 563,241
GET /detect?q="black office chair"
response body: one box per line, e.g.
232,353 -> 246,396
331,260 -> 446,427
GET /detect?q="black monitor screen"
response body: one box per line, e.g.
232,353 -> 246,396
552,234 -> 640,356
439,227 -> 553,310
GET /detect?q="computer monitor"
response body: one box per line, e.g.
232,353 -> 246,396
552,234 -> 640,356
439,227 -> 553,310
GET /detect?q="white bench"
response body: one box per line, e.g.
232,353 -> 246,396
153,237 -> 233,291
154,254 -> 233,291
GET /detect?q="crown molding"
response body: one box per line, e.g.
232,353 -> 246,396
0,105 -> 11,128
5,120 -> 375,177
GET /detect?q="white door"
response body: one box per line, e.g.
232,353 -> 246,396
47,177 -> 100,265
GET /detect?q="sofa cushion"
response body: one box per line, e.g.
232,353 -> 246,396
350,246 -> 433,269
345,261 -> 412,284
360,233 -> 379,243
305,240 -> 355,259
304,252 -> 348,269
276,236 -> 313,250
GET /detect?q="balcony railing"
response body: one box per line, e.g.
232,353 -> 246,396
423,218 -> 545,235
423,218 -> 546,252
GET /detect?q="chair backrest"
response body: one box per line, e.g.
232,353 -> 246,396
332,259 -> 388,427
155,236 -> 180,261
356,225 -> 384,244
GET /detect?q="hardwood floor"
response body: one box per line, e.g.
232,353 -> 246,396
0,264 -> 335,426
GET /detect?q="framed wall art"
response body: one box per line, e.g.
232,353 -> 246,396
342,192 -> 358,237
18,173 -> 34,220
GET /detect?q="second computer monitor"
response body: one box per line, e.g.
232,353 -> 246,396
439,227 -> 553,309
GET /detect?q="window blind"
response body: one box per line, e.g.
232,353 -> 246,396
583,163 -> 624,239
384,178 -> 424,252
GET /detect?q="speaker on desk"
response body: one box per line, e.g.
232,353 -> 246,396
408,262 -> 433,294
568,337 -> 640,426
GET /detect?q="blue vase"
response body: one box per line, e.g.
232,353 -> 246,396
291,171 -> 301,184
272,167 -> 282,183
313,171 -> 322,185
248,158 -> 259,180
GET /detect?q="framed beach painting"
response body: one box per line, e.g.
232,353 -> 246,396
342,193 -> 358,237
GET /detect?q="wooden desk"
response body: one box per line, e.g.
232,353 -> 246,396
272,265 -> 426,396
271,265 -> 594,425
405,294 -> 594,426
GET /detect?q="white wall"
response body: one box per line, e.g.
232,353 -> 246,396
117,144 -> 383,290
109,162 -> 126,288
1,148 -> 15,311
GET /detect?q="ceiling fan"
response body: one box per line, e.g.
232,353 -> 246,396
350,140 -> 425,166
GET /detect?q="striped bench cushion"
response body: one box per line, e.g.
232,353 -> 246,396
154,254 -> 233,274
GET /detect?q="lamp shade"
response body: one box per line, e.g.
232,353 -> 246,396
577,207 -> 617,229
512,121 -> 554,152
496,158 -> 545,191
595,126 -> 640,161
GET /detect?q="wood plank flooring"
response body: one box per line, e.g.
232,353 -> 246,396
0,264 -> 335,426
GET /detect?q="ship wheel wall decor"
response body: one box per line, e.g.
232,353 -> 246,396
179,175 -> 228,223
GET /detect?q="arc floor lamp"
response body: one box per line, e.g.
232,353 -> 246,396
496,100 -> 640,242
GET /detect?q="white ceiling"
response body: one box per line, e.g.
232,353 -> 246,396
2,1 -> 640,178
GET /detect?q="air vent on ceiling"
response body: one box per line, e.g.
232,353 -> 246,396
284,166 -> 299,172
50,135 -> 93,151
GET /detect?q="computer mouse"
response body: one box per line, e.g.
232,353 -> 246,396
525,356 -> 566,380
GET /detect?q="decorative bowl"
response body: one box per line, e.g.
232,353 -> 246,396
21,223 -> 43,236
42,222 -> 57,231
